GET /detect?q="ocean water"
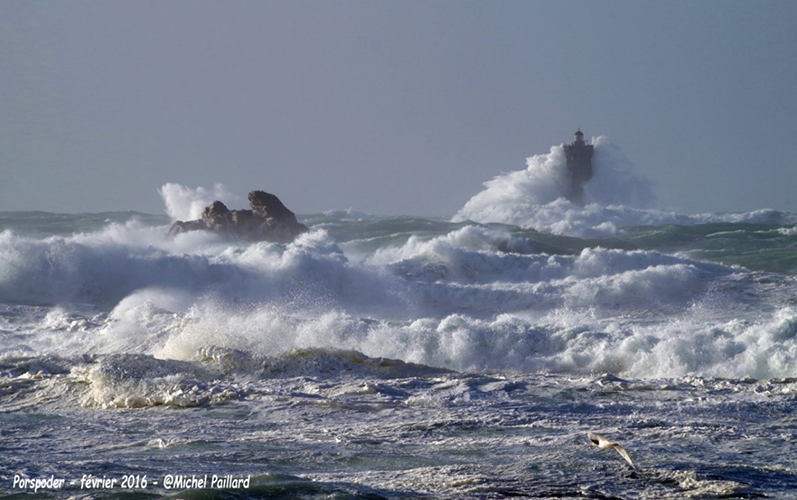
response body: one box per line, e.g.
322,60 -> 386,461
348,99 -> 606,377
2,142 -> 797,499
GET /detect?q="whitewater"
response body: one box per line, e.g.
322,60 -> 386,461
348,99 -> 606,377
1,138 -> 796,498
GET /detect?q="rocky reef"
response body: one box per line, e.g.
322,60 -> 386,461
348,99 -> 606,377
168,190 -> 309,243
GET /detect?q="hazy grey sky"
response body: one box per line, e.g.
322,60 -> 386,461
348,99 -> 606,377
1,1 -> 795,216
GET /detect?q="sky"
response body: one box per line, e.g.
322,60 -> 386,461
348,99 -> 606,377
1,1 -> 795,216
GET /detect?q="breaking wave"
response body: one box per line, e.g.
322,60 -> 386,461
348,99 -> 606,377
2,202 -> 797,379
158,183 -> 241,221
453,137 -> 795,237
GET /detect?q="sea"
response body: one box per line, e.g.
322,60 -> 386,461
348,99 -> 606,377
1,139 -> 796,499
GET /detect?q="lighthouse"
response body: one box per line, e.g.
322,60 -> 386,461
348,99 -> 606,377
563,129 -> 594,205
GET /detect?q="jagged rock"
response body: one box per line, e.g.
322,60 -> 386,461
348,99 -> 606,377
167,219 -> 206,237
230,209 -> 254,226
167,190 -> 309,243
247,190 -> 308,243
249,191 -> 294,220
202,201 -> 231,231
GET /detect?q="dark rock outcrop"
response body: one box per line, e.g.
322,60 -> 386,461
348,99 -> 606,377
202,201 -> 231,232
168,190 -> 309,243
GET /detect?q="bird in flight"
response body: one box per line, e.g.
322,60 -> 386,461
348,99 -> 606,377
588,432 -> 635,467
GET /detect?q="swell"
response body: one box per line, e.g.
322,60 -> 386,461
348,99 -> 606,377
2,206 -> 797,379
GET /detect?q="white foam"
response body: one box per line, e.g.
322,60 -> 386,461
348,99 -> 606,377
2,197 -> 796,380
158,183 -> 240,221
74,353 -> 245,408
453,138 -> 794,237
0,227 -> 240,306
453,137 -> 656,235
143,292 -> 797,379
320,208 -> 381,220
368,225 -> 542,267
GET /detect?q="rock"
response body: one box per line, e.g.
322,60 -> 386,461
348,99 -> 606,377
249,191 -> 294,220
167,219 -> 206,237
201,201 -> 231,231
167,190 -> 309,243
230,209 -> 254,226
247,190 -> 308,243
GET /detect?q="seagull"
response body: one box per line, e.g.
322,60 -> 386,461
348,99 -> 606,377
588,432 -> 635,468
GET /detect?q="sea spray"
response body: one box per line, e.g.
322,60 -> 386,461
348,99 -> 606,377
453,137 -> 663,236
586,137 -> 657,208
158,183 -> 240,221
2,206 -> 797,498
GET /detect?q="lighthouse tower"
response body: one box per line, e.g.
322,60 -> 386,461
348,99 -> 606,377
563,129 -> 594,205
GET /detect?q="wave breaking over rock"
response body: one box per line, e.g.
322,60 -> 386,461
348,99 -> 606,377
167,190 -> 308,243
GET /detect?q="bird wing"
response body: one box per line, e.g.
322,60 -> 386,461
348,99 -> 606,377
611,443 -> 635,468
587,432 -> 603,445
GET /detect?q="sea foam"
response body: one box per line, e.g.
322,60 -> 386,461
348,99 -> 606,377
453,137 -> 656,235
158,183 -> 240,221
2,183 -> 797,380
453,137 -> 794,236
